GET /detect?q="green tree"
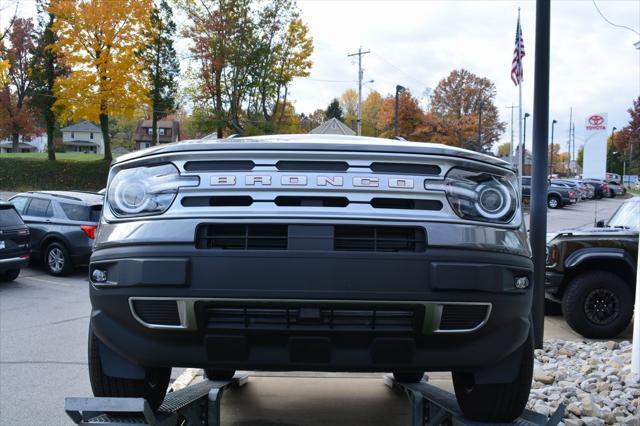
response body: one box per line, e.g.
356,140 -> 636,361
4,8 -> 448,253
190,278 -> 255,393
144,0 -> 179,146
325,98 -> 343,121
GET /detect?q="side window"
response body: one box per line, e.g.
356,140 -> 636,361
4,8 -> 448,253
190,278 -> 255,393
10,196 -> 29,214
60,203 -> 90,221
25,198 -> 53,218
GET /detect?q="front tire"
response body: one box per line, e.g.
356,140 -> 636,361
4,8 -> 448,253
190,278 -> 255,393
547,195 -> 561,209
1,269 -> 20,282
88,325 -> 171,410
562,271 -> 632,339
44,242 -> 72,276
452,333 -> 533,422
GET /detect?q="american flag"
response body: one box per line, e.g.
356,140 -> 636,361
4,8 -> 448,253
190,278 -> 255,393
511,16 -> 525,86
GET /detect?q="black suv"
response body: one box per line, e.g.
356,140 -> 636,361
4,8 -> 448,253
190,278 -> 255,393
546,197 -> 639,338
0,202 -> 30,281
9,191 -> 103,276
88,135 -> 534,421
521,176 -> 578,209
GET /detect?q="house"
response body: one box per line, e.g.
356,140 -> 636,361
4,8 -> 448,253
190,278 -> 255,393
0,141 -> 38,153
60,121 -> 104,154
134,119 -> 181,150
309,117 -> 356,136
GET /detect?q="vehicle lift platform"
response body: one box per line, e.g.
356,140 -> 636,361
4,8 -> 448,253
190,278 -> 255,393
65,374 -> 564,426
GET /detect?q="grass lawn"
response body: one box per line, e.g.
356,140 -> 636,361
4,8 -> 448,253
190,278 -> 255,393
0,152 -> 104,161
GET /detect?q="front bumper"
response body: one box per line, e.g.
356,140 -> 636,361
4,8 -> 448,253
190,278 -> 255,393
90,243 -> 533,374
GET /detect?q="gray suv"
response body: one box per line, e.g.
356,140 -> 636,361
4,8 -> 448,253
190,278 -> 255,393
9,191 -> 103,276
88,135 -> 533,421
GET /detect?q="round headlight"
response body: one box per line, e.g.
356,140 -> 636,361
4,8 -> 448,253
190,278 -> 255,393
475,183 -> 512,219
113,180 -> 150,214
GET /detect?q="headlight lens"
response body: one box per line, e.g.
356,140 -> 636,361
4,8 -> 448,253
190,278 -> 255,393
442,168 -> 517,223
108,164 -> 199,217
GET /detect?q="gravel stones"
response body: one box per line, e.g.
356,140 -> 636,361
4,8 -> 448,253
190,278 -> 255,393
527,339 -> 640,424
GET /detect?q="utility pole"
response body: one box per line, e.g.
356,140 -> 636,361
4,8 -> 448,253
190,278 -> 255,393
572,122 -> 576,174
477,101 -> 485,151
348,47 -> 370,136
395,85 -> 406,137
567,107 -> 572,173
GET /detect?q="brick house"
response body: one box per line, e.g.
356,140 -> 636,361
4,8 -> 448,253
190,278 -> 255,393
134,120 -> 181,150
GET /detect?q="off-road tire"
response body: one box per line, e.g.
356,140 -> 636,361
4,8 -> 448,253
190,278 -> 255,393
44,242 -> 73,276
547,195 -> 561,209
204,369 -> 236,381
392,371 -> 425,383
1,269 -> 20,282
452,333 -> 533,422
88,325 -> 171,410
562,271 -> 632,339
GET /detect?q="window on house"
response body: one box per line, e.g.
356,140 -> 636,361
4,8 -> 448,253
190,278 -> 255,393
71,132 -> 75,138
159,128 -> 165,136
90,132 -> 94,139
140,142 -> 151,149
147,128 -> 153,135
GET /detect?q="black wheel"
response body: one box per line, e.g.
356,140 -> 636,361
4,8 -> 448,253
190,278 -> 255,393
1,269 -> 20,282
44,242 -> 73,276
452,332 -> 533,422
204,369 -> 236,381
544,299 -> 563,316
562,271 -> 632,339
392,371 -> 425,383
88,325 -> 171,410
547,195 -> 561,209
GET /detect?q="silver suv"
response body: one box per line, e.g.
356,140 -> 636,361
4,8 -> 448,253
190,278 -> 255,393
88,134 -> 533,421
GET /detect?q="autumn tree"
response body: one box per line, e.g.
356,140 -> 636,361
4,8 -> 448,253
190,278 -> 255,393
377,90 -> 427,140
430,69 -> 505,152
50,0 -> 153,161
361,90 -> 382,137
305,108 -> 325,130
612,97 -> 640,175
182,0 -> 313,136
0,18 -> 39,152
497,142 -> 512,158
30,0 -> 68,161
143,0 -> 179,146
340,88 -> 357,129
325,98 -> 343,121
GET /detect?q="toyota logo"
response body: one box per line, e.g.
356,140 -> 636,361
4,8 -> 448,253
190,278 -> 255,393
588,115 -> 604,126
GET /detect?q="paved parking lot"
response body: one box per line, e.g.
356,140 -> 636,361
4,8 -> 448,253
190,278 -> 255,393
0,196 -> 633,425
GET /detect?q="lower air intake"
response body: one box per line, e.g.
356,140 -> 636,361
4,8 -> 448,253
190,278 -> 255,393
132,300 -> 181,326
438,304 -> 488,331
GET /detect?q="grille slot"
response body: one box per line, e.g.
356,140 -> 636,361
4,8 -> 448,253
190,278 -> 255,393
370,198 -> 443,211
182,196 -> 253,207
334,226 -> 426,252
184,160 -> 255,171
276,161 -> 349,171
439,304 -> 488,331
275,196 -> 349,207
196,224 -> 288,250
206,306 -> 417,332
370,162 -> 441,176
132,300 -> 181,326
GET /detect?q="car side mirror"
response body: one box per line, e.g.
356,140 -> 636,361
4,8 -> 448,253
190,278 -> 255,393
596,219 -> 605,228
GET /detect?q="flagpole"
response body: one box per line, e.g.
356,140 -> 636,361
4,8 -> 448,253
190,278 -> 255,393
517,8 -> 524,191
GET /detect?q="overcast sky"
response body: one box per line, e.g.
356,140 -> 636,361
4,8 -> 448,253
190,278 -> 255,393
2,0 -> 638,154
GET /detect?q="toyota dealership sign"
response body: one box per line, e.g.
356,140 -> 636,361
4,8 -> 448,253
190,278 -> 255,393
583,113 -> 608,179
586,114 -> 607,131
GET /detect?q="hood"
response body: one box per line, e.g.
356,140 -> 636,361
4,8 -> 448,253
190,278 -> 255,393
113,134 -> 514,171
547,227 -> 638,243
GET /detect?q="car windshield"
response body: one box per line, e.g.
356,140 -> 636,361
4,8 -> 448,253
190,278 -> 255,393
608,201 -> 640,229
0,206 -> 24,227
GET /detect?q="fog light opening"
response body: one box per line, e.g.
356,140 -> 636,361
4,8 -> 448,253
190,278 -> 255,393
92,269 -> 108,283
514,276 -> 529,289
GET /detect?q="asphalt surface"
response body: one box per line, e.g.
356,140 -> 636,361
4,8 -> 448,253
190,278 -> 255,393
0,195 -> 633,425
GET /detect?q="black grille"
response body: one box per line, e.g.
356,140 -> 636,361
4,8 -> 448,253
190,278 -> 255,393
275,196 -> 349,207
132,300 -> 181,326
196,224 -> 288,250
183,160 -> 255,171
196,224 -> 426,252
334,226 -> 426,252
370,198 -> 443,211
370,162 -> 441,175
182,196 -> 253,207
206,305 -> 417,332
439,304 -> 488,331
276,161 -> 349,171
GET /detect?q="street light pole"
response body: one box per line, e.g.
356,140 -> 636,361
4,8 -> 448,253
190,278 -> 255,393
523,113 -> 530,175
394,85 -> 406,137
549,119 -> 557,176
477,101 -> 485,151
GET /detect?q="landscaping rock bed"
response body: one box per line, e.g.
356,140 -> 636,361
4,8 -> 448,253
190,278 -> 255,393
527,339 -> 640,425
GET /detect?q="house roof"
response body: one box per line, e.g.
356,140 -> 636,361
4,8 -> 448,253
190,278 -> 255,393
0,141 -> 37,150
309,118 -> 356,136
63,140 -> 98,146
60,120 -> 101,133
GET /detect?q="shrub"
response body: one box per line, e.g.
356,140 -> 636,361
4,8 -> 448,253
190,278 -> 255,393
0,158 -> 110,192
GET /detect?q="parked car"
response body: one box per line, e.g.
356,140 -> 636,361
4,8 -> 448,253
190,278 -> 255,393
9,191 -> 103,276
0,202 -> 30,282
582,179 -> 608,199
521,177 -> 578,209
550,179 -> 583,202
545,197 -> 639,338
606,180 -> 624,197
88,134 -> 534,421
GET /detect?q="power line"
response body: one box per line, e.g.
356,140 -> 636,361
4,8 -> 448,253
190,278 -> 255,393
347,47 -> 370,136
592,0 -> 640,36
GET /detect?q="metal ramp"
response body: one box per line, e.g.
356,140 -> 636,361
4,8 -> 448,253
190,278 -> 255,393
65,373 -> 563,426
